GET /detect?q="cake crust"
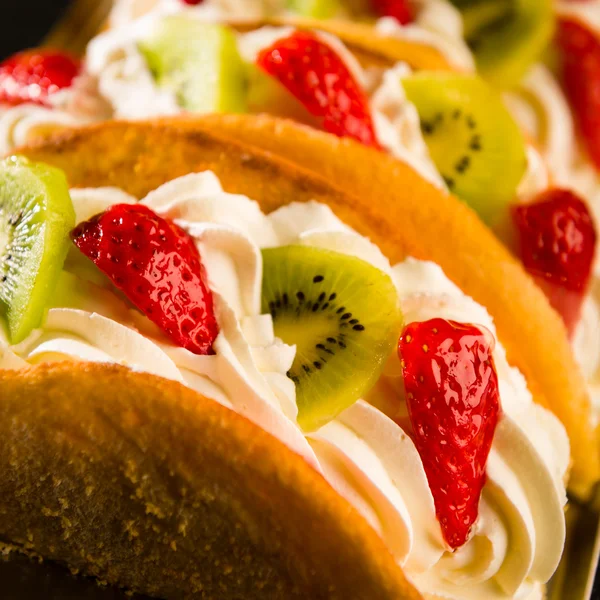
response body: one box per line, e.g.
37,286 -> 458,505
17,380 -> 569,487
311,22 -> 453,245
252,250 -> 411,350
0,363 -> 420,599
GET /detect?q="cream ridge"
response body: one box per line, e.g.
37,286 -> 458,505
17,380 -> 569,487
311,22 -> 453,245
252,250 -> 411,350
0,171 -> 568,600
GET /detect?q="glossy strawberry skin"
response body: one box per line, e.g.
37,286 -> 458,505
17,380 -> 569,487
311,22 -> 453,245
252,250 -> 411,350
370,0 -> 414,24
557,18 -> 600,171
512,189 -> 596,336
181,0 -> 204,4
256,31 -> 380,148
399,318 -> 500,549
0,49 -> 81,106
71,204 -> 218,355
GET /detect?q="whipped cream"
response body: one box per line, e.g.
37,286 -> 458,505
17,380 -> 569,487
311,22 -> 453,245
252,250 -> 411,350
557,1 -> 600,34
375,0 -> 475,72
109,0 -> 283,26
0,75 -> 109,154
0,172 -> 567,599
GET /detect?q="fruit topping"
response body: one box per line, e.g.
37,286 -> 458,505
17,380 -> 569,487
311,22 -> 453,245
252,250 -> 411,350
262,245 -> 401,431
256,31 -> 380,148
399,318 -> 500,549
71,204 -> 218,355
403,72 -> 527,227
557,17 -> 600,172
246,64 -> 319,126
453,0 -> 554,88
138,18 -> 247,114
0,157 -> 75,343
370,0 -> 414,24
512,189 -> 596,336
0,49 -> 81,107
181,0 -> 204,4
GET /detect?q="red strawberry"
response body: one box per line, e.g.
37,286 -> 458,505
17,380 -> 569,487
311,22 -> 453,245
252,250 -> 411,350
0,49 -> 81,107
181,0 -> 204,4
399,319 -> 500,549
370,0 -> 414,24
557,18 -> 600,171
512,189 -> 596,336
256,31 -> 380,148
71,204 -> 218,355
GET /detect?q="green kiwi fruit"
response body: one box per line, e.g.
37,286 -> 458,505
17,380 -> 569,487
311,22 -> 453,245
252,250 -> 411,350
262,245 -> 401,432
0,156 -> 75,344
403,72 -> 527,227
287,0 -> 342,18
138,17 -> 248,114
450,0 -> 555,88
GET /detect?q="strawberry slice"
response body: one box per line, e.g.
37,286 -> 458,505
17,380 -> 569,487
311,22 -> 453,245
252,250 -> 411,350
399,318 -> 500,549
71,204 -> 218,355
557,18 -> 600,171
0,49 -> 81,107
512,189 -> 596,336
181,0 -> 204,4
256,31 -> 380,148
370,0 -> 414,24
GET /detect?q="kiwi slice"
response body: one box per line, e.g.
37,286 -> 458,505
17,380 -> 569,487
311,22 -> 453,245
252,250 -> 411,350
262,245 -> 401,432
403,72 -> 527,227
138,17 -> 247,114
0,156 -> 75,344
287,0 -> 342,18
450,0 -> 554,88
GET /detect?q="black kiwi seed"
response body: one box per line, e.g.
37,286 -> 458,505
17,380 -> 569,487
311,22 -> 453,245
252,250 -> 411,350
263,276 -> 371,380
443,176 -> 456,190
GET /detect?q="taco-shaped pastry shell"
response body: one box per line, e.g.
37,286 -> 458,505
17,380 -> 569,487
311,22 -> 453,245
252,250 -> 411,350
192,113 -> 600,500
0,117 -> 592,597
17,117 -> 600,499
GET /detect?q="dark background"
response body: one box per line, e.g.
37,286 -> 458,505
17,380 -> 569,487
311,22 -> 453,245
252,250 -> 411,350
0,1 -> 600,598
1,0 -> 71,60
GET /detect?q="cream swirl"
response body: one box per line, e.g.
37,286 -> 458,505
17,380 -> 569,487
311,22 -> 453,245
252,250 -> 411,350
374,0 -> 475,72
0,172 -> 567,599
0,75 -> 109,154
109,0 -> 283,27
